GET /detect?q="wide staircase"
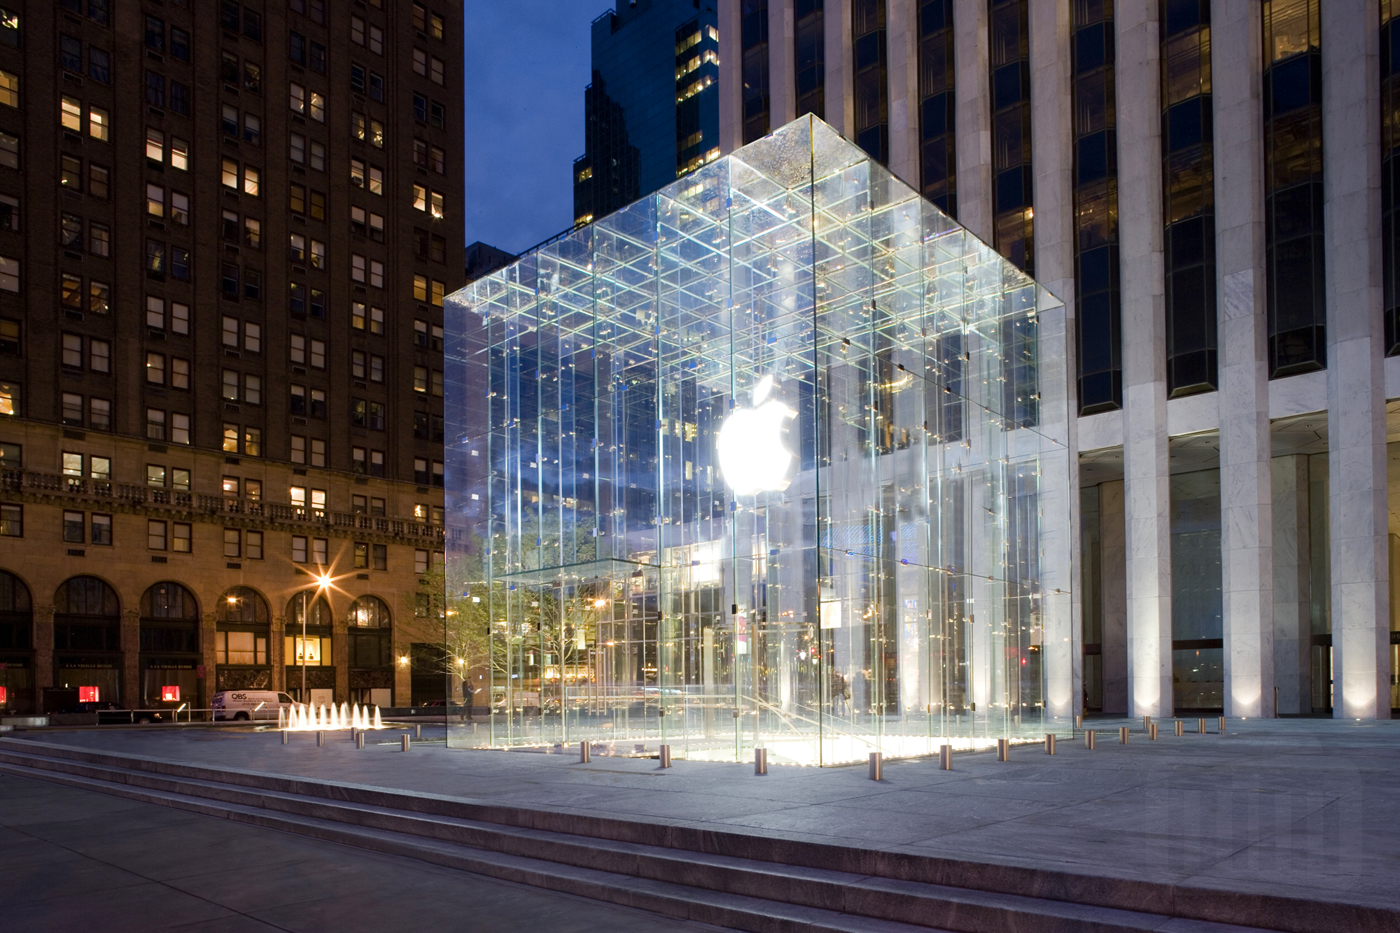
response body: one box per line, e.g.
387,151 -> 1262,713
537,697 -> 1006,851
0,737 -> 1385,933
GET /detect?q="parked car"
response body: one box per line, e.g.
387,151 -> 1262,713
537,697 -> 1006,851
57,701 -> 163,725
211,690 -> 294,721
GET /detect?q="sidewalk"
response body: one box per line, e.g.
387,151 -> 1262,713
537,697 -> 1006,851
12,717 -> 1400,915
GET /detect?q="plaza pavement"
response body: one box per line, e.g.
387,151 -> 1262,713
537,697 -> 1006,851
7,716 -> 1400,918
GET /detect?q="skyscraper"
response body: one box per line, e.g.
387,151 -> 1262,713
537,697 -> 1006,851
0,0 -> 462,714
573,0 -> 720,225
714,1 -> 1400,721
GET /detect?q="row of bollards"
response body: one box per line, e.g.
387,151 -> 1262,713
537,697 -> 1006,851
281,728 -> 415,751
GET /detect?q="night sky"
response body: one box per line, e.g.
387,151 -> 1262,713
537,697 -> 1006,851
462,1 -> 596,256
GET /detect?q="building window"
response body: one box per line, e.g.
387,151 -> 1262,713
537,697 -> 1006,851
918,1 -> 954,212
0,503 -> 20,537
0,69 -> 17,108
990,0 -> 1032,274
1162,0 -> 1217,395
63,510 -> 85,543
90,513 -> 111,546
1263,0 -> 1325,377
1073,0 -> 1122,414
292,535 -> 308,563
147,519 -> 166,550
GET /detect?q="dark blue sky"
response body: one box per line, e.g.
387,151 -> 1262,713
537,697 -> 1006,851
463,2 -> 596,256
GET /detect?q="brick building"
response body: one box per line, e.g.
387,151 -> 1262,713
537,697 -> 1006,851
0,0 -> 462,714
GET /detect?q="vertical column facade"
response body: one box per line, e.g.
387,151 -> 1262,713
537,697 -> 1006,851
769,0 -> 797,126
1116,0 -> 1173,719
718,0 -> 745,152
952,0 -> 991,240
1029,0 -> 1078,721
886,0 -> 922,185
825,0 -> 855,135
1323,0 -> 1391,719
1214,0 -> 1275,718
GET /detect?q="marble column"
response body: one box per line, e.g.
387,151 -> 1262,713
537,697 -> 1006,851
1212,0 -> 1274,718
768,0 -> 796,128
952,0 -> 990,240
1272,455 -> 1312,715
200,611 -> 217,707
824,0 -> 854,137
1116,1 -> 1172,718
1028,0 -> 1078,722
1100,480 -> 1128,713
886,0 -> 921,189
717,0 -> 744,154
1322,0 -> 1391,719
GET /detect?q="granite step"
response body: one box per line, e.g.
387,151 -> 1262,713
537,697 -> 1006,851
0,737 -> 1380,933
0,745 -> 1256,933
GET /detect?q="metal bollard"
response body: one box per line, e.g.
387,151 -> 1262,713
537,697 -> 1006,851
1119,726 -> 1129,745
997,737 -> 1010,762
754,747 -> 767,775
1174,720 -> 1183,737
1218,716 -> 1227,734
1143,715 -> 1152,731
1074,714 -> 1083,731
1045,733 -> 1055,755
415,724 -> 422,739
356,732 -> 365,749
869,751 -> 883,781
1085,730 -> 1096,749
579,741 -> 591,763
1149,723 -> 1158,740
281,730 -> 289,745
939,744 -> 951,770
659,744 -> 671,768
401,734 -> 410,752
317,731 -> 324,747
1198,718 -> 1207,734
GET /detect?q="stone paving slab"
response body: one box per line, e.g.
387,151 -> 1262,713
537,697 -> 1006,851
11,717 -> 1400,914
0,772 -> 730,932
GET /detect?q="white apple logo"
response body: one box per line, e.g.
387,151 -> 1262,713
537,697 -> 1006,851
717,375 -> 796,495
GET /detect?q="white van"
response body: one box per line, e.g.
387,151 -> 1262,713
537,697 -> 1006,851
212,690 -> 294,721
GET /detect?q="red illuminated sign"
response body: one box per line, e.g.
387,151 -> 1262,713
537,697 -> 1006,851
161,686 -> 180,702
78,686 -> 100,702
0,686 -> 7,705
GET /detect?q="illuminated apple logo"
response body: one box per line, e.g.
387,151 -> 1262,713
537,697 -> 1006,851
717,375 -> 796,495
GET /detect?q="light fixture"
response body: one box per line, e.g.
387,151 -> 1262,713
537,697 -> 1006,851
317,573 -> 332,588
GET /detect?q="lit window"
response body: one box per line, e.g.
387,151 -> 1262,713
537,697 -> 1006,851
61,96 -> 82,131
0,69 -> 17,108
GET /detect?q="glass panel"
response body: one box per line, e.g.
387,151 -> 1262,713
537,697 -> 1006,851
445,116 -> 1070,766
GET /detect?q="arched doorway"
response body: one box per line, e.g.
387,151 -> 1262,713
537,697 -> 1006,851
347,595 -> 392,707
286,591 -> 333,705
53,576 -> 122,707
0,570 -> 33,712
139,582 -> 200,709
214,586 -> 270,691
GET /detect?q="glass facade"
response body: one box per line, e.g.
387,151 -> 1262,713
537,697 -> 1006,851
445,116 -> 1070,766
990,0 -> 1032,274
742,0 -> 770,144
1073,0 -> 1121,415
1262,0 -> 1325,378
852,0 -> 889,163
918,0 -> 956,214
1383,1 -> 1400,355
795,0 -> 825,121
1162,0 -> 1216,397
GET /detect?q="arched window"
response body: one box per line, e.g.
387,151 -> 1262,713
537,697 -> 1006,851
139,582 -> 200,706
141,582 -> 199,620
288,591 -> 333,628
55,576 -> 119,618
217,586 -> 268,624
348,595 -> 391,628
0,569 -> 31,652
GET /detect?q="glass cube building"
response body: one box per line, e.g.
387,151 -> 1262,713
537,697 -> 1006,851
444,116 -> 1074,765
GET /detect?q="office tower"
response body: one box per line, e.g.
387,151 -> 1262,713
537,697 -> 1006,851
714,1 -> 1400,720
573,0 -> 720,225
0,0 -> 463,715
